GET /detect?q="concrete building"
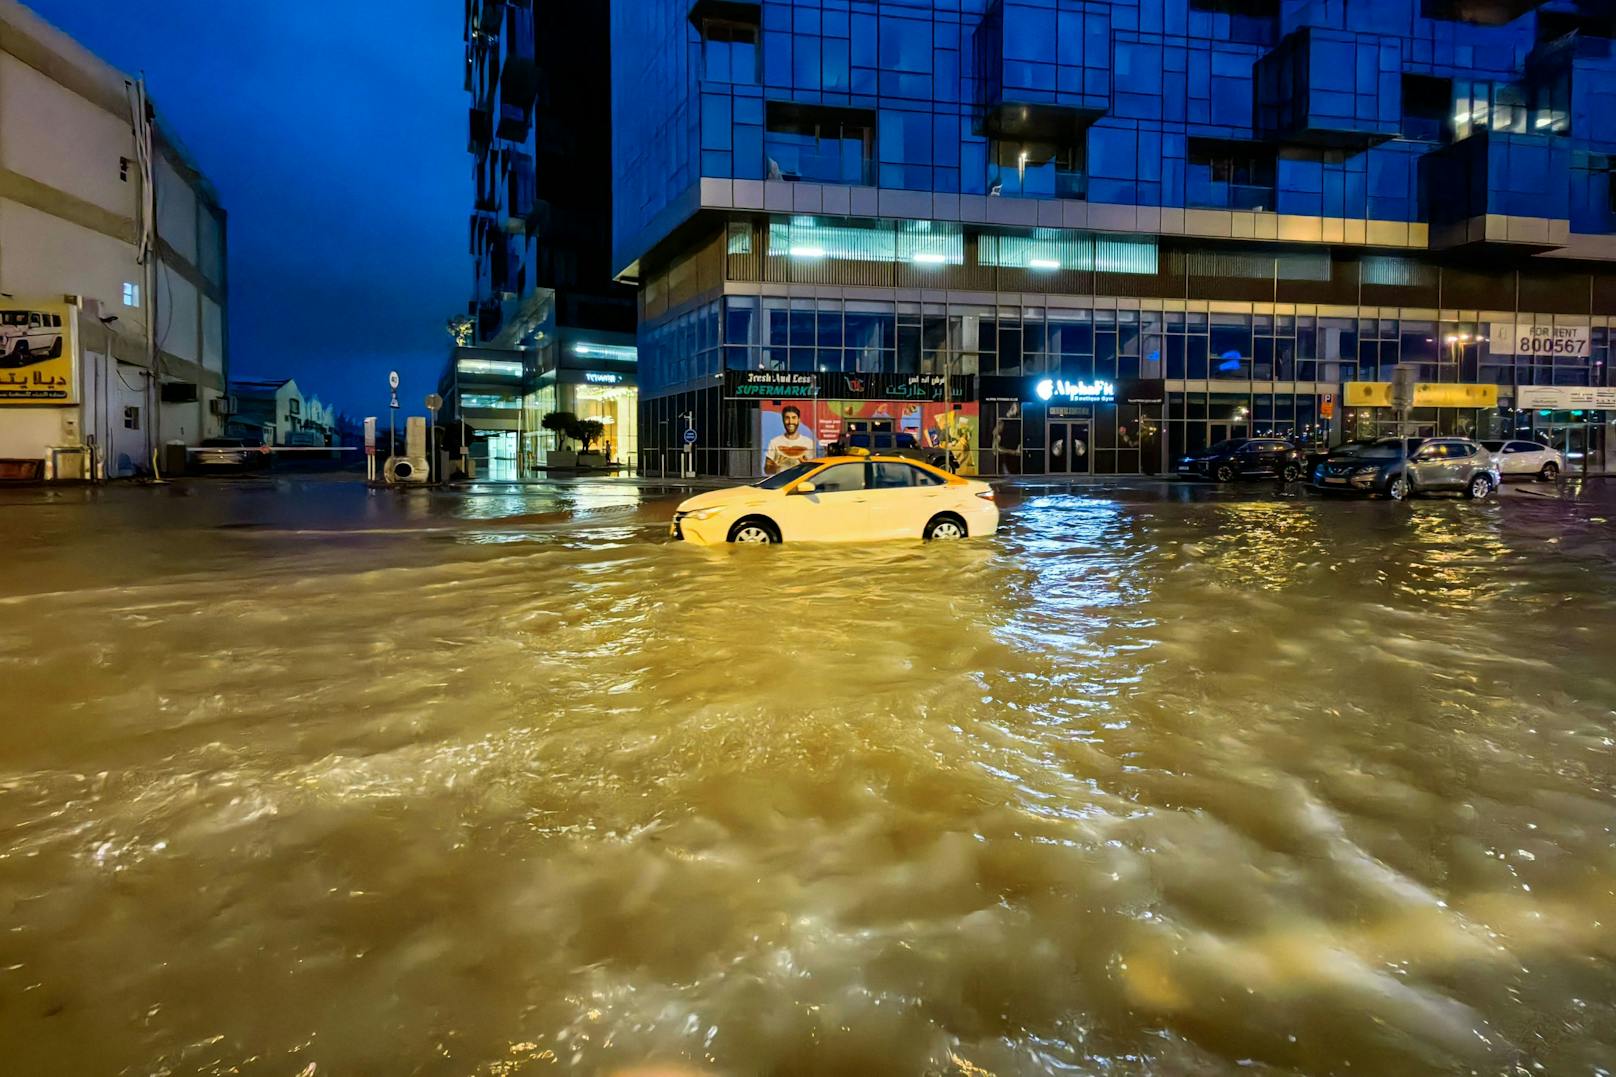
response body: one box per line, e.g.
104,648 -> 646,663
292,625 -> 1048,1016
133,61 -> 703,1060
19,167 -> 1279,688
612,0 -> 1616,478
0,0 -> 228,480
454,0 -> 638,476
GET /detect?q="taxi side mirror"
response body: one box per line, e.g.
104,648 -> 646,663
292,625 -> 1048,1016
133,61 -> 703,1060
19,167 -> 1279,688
791,481 -> 817,495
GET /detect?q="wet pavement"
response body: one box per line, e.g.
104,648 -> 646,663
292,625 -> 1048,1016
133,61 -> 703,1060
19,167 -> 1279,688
1,474 -> 1614,1075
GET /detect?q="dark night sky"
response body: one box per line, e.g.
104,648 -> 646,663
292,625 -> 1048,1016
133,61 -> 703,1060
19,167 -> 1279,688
28,0 -> 468,419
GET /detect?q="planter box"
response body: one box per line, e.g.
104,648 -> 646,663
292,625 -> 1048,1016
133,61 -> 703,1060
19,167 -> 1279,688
547,450 -> 578,469
578,452 -> 610,469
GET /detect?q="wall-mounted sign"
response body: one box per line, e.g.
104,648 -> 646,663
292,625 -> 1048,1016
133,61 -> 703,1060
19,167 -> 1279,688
1036,377 -> 1113,403
828,372 -> 953,401
1489,324 -> 1590,357
1345,382 -> 1499,408
1515,385 -> 1616,410
0,300 -> 76,405
725,370 -> 818,398
584,371 -> 624,385
723,370 -> 968,402
979,376 -> 1164,406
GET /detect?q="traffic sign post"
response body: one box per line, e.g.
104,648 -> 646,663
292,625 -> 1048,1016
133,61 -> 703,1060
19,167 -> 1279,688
387,371 -> 399,460
682,427 -> 698,446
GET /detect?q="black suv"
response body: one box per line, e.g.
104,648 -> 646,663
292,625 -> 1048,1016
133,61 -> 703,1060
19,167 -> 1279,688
827,431 -> 948,469
1176,438 -> 1306,483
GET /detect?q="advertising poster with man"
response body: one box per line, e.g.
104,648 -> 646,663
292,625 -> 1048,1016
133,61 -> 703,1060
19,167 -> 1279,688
760,399 -> 979,475
761,403 -> 817,473
0,300 -> 76,405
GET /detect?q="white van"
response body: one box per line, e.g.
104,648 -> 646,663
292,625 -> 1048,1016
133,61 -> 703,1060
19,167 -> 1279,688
1,310 -> 66,366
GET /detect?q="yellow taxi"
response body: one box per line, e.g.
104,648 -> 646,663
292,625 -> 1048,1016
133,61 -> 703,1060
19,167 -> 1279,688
669,451 -> 999,545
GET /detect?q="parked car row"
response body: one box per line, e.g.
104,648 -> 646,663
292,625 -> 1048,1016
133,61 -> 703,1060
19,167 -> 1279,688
1178,435 -> 1565,501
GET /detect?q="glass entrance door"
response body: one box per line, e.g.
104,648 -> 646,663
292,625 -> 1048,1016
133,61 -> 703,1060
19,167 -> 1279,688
1047,421 -> 1091,474
1552,422 -> 1610,475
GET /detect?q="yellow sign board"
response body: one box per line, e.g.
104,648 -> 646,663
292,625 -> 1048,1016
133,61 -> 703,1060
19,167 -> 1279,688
0,300 -> 76,405
1344,382 -> 1498,408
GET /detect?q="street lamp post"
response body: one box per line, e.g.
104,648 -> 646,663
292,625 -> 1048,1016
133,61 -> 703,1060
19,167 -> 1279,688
425,393 -> 443,484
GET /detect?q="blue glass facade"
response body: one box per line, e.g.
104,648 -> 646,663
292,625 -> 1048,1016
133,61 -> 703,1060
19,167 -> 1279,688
612,0 -> 1616,476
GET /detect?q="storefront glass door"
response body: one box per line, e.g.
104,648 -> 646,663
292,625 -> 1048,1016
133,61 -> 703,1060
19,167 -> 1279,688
1047,421 -> 1091,474
1208,422 -> 1249,446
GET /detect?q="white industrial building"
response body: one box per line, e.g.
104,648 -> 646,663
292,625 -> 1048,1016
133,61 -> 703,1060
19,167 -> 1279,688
0,0 -> 227,480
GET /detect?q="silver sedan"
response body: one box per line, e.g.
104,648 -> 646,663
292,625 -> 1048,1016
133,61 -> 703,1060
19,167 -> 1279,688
1481,440 -> 1565,481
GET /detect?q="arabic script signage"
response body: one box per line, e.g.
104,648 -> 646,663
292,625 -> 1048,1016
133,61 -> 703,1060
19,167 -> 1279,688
723,370 -> 968,402
1515,385 -> 1616,410
0,300 -> 76,405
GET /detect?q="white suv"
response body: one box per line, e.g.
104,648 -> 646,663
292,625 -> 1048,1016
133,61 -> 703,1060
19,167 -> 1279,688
1480,440 -> 1564,482
0,310 -> 65,366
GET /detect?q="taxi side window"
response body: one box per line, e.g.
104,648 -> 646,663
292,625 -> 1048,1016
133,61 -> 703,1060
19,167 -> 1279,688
871,462 -> 943,488
809,463 -> 866,493
870,462 -> 913,489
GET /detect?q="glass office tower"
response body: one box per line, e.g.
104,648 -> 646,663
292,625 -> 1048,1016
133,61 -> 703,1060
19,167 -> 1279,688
612,0 -> 1616,477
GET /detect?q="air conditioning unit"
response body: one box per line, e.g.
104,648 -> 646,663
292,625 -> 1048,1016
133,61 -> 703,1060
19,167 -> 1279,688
384,456 -> 430,484
210,395 -> 237,417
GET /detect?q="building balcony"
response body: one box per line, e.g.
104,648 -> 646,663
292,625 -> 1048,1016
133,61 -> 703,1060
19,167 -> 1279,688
1255,28 -> 1400,149
498,3 -> 538,105
687,0 -> 760,25
469,104 -> 493,153
467,0 -> 506,36
1419,0 -> 1543,27
972,0 -> 1109,127
1420,129 -> 1571,251
1526,31 -> 1615,148
490,235 -> 523,300
496,99 -> 532,141
505,152 -> 537,232
476,299 -> 503,343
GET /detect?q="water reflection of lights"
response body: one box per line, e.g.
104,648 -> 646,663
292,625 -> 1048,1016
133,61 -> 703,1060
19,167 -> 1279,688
1204,502 -> 1323,591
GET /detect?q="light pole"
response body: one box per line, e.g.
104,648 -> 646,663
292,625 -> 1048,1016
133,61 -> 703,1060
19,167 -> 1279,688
425,393 -> 443,484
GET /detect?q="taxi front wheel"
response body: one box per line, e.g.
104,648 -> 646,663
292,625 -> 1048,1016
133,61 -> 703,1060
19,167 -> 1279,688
727,517 -> 780,544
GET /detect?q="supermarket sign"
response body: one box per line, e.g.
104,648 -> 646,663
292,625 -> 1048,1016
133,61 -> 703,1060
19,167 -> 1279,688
1489,324 -> 1590,357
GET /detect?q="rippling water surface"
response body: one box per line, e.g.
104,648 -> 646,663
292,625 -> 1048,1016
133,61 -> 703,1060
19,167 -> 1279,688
1,479 -> 1613,1075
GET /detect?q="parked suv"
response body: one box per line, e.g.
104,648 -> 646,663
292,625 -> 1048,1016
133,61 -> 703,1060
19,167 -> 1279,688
1177,437 -> 1306,482
1312,436 -> 1499,500
0,310 -> 65,366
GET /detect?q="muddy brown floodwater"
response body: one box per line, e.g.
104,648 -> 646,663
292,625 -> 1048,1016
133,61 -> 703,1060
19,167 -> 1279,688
1,477 -> 1613,1075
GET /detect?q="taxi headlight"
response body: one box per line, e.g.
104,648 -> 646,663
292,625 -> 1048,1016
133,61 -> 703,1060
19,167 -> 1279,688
681,508 -> 722,521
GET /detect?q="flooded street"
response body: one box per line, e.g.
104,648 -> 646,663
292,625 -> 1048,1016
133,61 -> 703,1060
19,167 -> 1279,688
2,476 -> 1614,1075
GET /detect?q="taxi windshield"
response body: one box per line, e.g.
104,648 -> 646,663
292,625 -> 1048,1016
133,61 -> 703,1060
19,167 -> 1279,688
754,462 -> 820,490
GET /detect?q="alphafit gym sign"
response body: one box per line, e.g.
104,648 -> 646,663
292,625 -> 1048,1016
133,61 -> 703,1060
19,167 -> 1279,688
1035,377 -> 1115,404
